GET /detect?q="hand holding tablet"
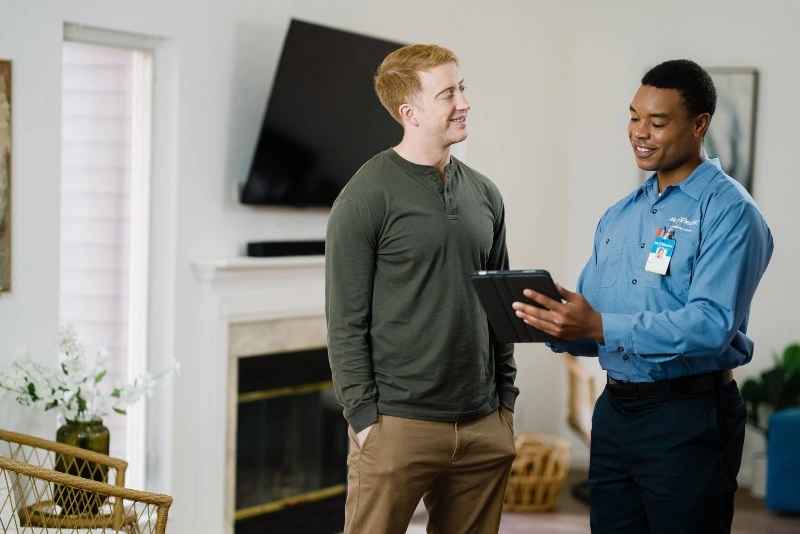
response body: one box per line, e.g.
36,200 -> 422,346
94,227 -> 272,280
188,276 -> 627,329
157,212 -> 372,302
470,269 -> 565,343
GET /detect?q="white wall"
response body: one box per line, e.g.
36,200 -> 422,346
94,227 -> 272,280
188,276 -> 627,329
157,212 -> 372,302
0,1 -> 63,437
0,0 -> 797,530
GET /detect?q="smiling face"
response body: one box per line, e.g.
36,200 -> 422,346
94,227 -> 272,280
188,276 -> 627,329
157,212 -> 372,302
411,62 -> 469,148
628,84 -> 710,187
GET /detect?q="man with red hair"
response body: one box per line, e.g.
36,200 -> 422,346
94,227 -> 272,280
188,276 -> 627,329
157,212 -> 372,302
326,44 -> 518,534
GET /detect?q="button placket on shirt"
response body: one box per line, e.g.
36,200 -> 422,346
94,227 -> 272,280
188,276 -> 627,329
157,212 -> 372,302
425,171 -> 445,200
445,173 -> 458,219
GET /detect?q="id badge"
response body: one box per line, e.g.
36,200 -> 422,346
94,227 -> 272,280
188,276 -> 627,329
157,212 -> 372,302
645,235 -> 675,275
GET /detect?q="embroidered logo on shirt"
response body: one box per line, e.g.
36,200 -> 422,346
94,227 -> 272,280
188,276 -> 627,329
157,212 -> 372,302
668,216 -> 699,233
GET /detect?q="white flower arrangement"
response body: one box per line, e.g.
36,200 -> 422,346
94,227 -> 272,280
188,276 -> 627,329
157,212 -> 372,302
0,324 -> 179,422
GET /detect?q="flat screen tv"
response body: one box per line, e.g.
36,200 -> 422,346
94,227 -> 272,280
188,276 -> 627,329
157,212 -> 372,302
241,19 -> 405,207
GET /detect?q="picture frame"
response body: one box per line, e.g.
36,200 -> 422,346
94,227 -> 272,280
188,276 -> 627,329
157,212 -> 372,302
705,68 -> 759,193
0,59 -> 10,293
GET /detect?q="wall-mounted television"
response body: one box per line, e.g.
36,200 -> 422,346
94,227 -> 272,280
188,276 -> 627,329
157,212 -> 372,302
240,19 -> 405,207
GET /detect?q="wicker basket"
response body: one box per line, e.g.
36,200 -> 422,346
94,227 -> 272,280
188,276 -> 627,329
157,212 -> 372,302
503,433 -> 572,512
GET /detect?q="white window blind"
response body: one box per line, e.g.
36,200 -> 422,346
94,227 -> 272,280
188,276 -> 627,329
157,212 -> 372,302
59,39 -> 153,490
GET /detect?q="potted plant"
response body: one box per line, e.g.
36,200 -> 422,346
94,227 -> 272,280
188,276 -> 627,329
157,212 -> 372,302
741,343 -> 800,436
740,342 -> 800,498
0,325 -> 179,514
0,324 -> 179,448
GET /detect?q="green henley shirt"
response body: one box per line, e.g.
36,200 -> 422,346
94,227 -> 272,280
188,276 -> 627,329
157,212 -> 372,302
325,148 -> 518,433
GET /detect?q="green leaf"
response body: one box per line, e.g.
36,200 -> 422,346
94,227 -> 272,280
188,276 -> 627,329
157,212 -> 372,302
45,400 -> 59,410
761,367 -> 786,406
111,388 -> 121,399
62,363 -> 68,375
777,371 -> 800,411
113,407 -> 127,415
740,378 -> 763,403
76,395 -> 87,413
95,370 -> 107,383
26,383 -> 39,402
783,344 -> 800,377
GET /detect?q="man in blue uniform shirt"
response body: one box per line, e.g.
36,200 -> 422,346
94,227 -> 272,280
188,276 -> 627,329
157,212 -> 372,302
512,59 -> 773,533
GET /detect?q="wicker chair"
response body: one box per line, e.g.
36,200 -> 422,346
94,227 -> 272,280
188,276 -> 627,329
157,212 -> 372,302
563,353 -> 595,445
0,429 -> 128,493
0,429 -> 172,533
503,433 -> 572,512
562,353 -> 596,504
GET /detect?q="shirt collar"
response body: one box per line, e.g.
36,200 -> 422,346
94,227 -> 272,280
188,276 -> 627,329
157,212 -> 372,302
677,158 -> 723,200
635,175 -> 657,201
387,148 -> 443,177
634,158 -> 723,201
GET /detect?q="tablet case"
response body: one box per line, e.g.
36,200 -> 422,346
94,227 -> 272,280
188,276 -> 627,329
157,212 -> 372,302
470,269 -> 564,343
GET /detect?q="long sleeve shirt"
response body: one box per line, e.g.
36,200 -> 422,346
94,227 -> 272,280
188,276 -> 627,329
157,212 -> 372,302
555,158 -> 773,382
325,149 -> 518,433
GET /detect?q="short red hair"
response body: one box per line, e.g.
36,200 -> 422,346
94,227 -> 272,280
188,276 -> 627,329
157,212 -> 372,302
374,44 -> 459,124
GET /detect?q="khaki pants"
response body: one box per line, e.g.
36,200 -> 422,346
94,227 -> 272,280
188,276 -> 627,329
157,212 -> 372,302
344,408 -> 517,534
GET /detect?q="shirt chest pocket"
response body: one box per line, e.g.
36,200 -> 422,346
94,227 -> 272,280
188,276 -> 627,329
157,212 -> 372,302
644,234 -> 699,294
598,234 -> 628,288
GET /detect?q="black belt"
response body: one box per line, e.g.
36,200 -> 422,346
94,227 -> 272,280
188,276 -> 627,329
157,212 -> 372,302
606,370 -> 734,399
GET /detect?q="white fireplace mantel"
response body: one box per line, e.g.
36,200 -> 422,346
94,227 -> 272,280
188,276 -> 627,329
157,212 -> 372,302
191,256 -> 326,323
187,255 -> 327,534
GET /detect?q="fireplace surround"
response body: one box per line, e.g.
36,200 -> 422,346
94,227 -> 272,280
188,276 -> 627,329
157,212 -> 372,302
235,347 -> 347,533
191,256 -> 332,534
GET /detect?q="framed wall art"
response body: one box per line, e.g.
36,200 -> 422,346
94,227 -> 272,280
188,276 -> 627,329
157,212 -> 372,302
705,68 -> 759,193
0,59 -> 10,293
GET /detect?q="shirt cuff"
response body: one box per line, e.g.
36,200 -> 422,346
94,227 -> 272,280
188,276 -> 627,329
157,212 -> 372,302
347,401 -> 378,434
601,312 -> 633,355
547,340 -> 599,356
498,386 -> 519,412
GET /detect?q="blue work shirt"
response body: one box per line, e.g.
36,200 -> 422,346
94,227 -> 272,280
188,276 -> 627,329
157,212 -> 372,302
554,158 -> 773,382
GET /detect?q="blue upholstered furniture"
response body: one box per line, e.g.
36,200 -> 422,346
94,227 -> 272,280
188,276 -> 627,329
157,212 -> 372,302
766,407 -> 800,514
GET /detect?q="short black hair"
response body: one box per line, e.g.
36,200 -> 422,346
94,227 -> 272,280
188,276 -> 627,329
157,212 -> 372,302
642,59 -> 716,117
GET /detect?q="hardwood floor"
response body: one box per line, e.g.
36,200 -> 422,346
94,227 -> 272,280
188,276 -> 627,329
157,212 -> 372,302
406,470 -> 800,533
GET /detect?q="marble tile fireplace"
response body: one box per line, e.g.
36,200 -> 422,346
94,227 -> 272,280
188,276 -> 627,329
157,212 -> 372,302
191,256 -> 344,534
235,346 -> 347,533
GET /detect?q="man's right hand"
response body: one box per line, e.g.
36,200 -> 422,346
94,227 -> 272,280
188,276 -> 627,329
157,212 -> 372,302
513,283 -> 605,343
356,424 -> 373,447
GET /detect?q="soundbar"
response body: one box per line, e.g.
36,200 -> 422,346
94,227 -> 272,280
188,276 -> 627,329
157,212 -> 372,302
246,240 -> 326,258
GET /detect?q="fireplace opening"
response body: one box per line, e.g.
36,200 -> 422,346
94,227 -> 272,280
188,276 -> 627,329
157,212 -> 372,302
235,348 -> 348,534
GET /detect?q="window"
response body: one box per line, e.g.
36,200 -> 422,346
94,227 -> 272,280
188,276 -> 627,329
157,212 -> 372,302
59,34 -> 153,490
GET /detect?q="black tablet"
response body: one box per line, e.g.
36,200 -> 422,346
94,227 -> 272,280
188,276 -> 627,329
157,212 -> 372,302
470,269 -> 564,343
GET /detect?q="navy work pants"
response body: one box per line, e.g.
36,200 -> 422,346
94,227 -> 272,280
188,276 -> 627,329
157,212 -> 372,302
589,380 -> 745,533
